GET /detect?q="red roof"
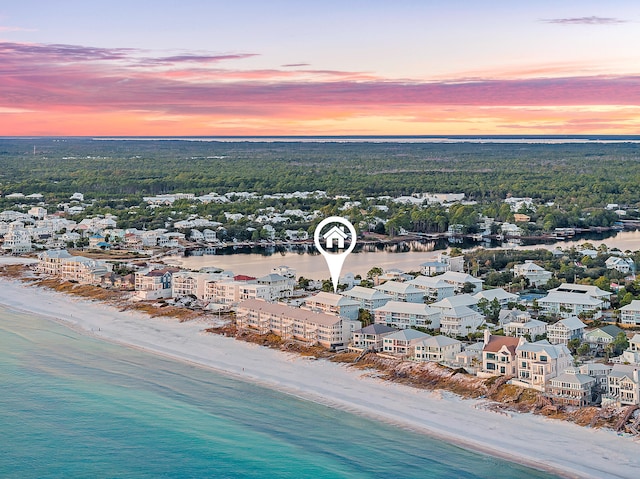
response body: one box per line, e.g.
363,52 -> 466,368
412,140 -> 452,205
234,275 -> 256,281
483,335 -> 520,354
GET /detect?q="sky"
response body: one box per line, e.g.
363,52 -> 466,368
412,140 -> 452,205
1,0 -> 639,136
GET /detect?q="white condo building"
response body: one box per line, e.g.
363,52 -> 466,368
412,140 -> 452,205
373,301 -> 441,330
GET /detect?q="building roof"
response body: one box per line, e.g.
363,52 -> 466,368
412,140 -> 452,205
384,329 -> 431,342
550,370 -> 596,386
473,288 -> 518,302
620,300 -> 640,312
342,286 -> 392,301
307,292 -> 359,308
354,324 -> 397,335
514,261 -> 547,273
550,316 -> 587,331
374,301 -> 439,316
504,319 -> 547,330
517,340 -> 570,359
257,273 -> 288,283
407,276 -> 452,289
609,364 -> 640,381
587,324 -> 624,339
39,249 -> 72,259
420,335 -> 461,348
438,271 -> 483,284
237,298 -> 342,327
374,280 -> 422,295
539,291 -> 603,306
549,284 -> 611,298
483,335 -> 520,354
441,305 -> 480,319
234,274 -> 256,281
431,294 -> 478,309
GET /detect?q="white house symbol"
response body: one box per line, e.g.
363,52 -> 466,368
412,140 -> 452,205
323,225 -> 349,249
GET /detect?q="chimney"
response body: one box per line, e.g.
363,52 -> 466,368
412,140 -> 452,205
483,329 -> 491,345
634,369 -> 639,384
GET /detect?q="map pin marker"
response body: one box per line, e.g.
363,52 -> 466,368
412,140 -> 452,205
314,216 -> 357,293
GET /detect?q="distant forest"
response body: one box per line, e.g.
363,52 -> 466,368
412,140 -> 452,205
1,138 -> 640,208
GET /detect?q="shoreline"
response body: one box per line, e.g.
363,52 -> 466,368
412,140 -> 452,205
1,272 -> 639,477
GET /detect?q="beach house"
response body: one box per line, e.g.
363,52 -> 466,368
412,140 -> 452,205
341,286 -> 392,311
374,281 -> 424,303
481,331 -> 522,376
37,249 -> 73,276
135,268 -> 177,300
515,340 -> 573,391
382,329 -> 431,357
406,275 -> 455,302
605,365 -> 640,406
605,256 -> 635,274
435,271 -> 483,293
413,335 -> 462,363
538,292 -> 603,319
620,300 -> 640,326
583,325 -> 625,353
473,288 -> 519,308
373,301 -> 441,330
304,292 -> 360,320
547,316 -> 586,345
548,368 -> 597,407
350,324 -> 397,352
547,284 -> 611,309
511,261 -> 553,287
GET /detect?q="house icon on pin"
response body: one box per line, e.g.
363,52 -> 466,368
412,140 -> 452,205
323,225 -> 349,249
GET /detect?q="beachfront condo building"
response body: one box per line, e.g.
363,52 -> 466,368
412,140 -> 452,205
373,300 -> 441,330
236,298 -> 360,350
341,286 -> 392,312
374,281 -> 425,303
406,275 -> 455,302
304,292 -> 360,320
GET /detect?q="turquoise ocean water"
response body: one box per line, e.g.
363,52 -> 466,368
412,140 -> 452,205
0,306 -> 558,479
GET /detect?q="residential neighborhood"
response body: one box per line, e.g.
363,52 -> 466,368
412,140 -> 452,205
3,191 -> 640,417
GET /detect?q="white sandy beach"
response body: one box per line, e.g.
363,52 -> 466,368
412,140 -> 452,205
1,263 -> 639,478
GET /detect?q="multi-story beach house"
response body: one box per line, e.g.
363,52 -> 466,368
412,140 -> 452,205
548,368 -> 597,407
616,334 -> 640,365
304,292 -> 360,320
419,252 -> 464,276
546,316 -> 586,345
538,292 -> 603,319
172,271 -> 233,300
235,298 -> 360,350
482,331 -> 522,376
381,329 -> 431,357
350,324 -> 396,352
473,288 -> 519,308
37,249 -> 73,275
515,340 -> 573,391
60,256 -> 113,285
435,271 -> 483,293
341,286 -> 392,312
583,325 -> 625,353
547,284 -> 611,309
413,335 -> 462,363
1,222 -> 32,254
406,275 -> 455,302
511,261 -> 552,287
620,300 -> 640,326
605,364 -> 640,406
605,256 -> 635,274
135,268 -> 177,300
430,295 -> 483,337
503,315 -> 547,342
373,281 -> 424,303
373,301 -> 441,330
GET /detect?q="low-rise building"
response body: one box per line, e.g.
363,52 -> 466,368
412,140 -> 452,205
473,288 -> 518,307
538,292 -> 603,319
373,301 -> 441,330
548,368 -> 597,407
605,364 -> 640,406
406,275 -> 455,302
482,331 -> 521,376
516,340 -> 573,391
414,335 -> 462,363
605,256 -> 635,274
511,261 -> 552,287
60,256 -> 113,284
503,316 -> 547,342
620,300 -> 640,326
547,284 -> 611,309
304,292 -> 360,320
435,271 -> 483,293
382,329 -> 431,356
37,249 -> 73,275
374,281 -> 424,303
584,325 -> 625,353
135,268 -> 177,300
351,323 -> 397,351
341,286 -> 392,311
235,298 -> 360,350
547,316 -> 586,345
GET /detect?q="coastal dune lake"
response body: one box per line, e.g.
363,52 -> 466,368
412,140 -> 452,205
0,307 -> 557,479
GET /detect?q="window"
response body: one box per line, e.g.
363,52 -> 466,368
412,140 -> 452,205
540,355 -> 547,362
